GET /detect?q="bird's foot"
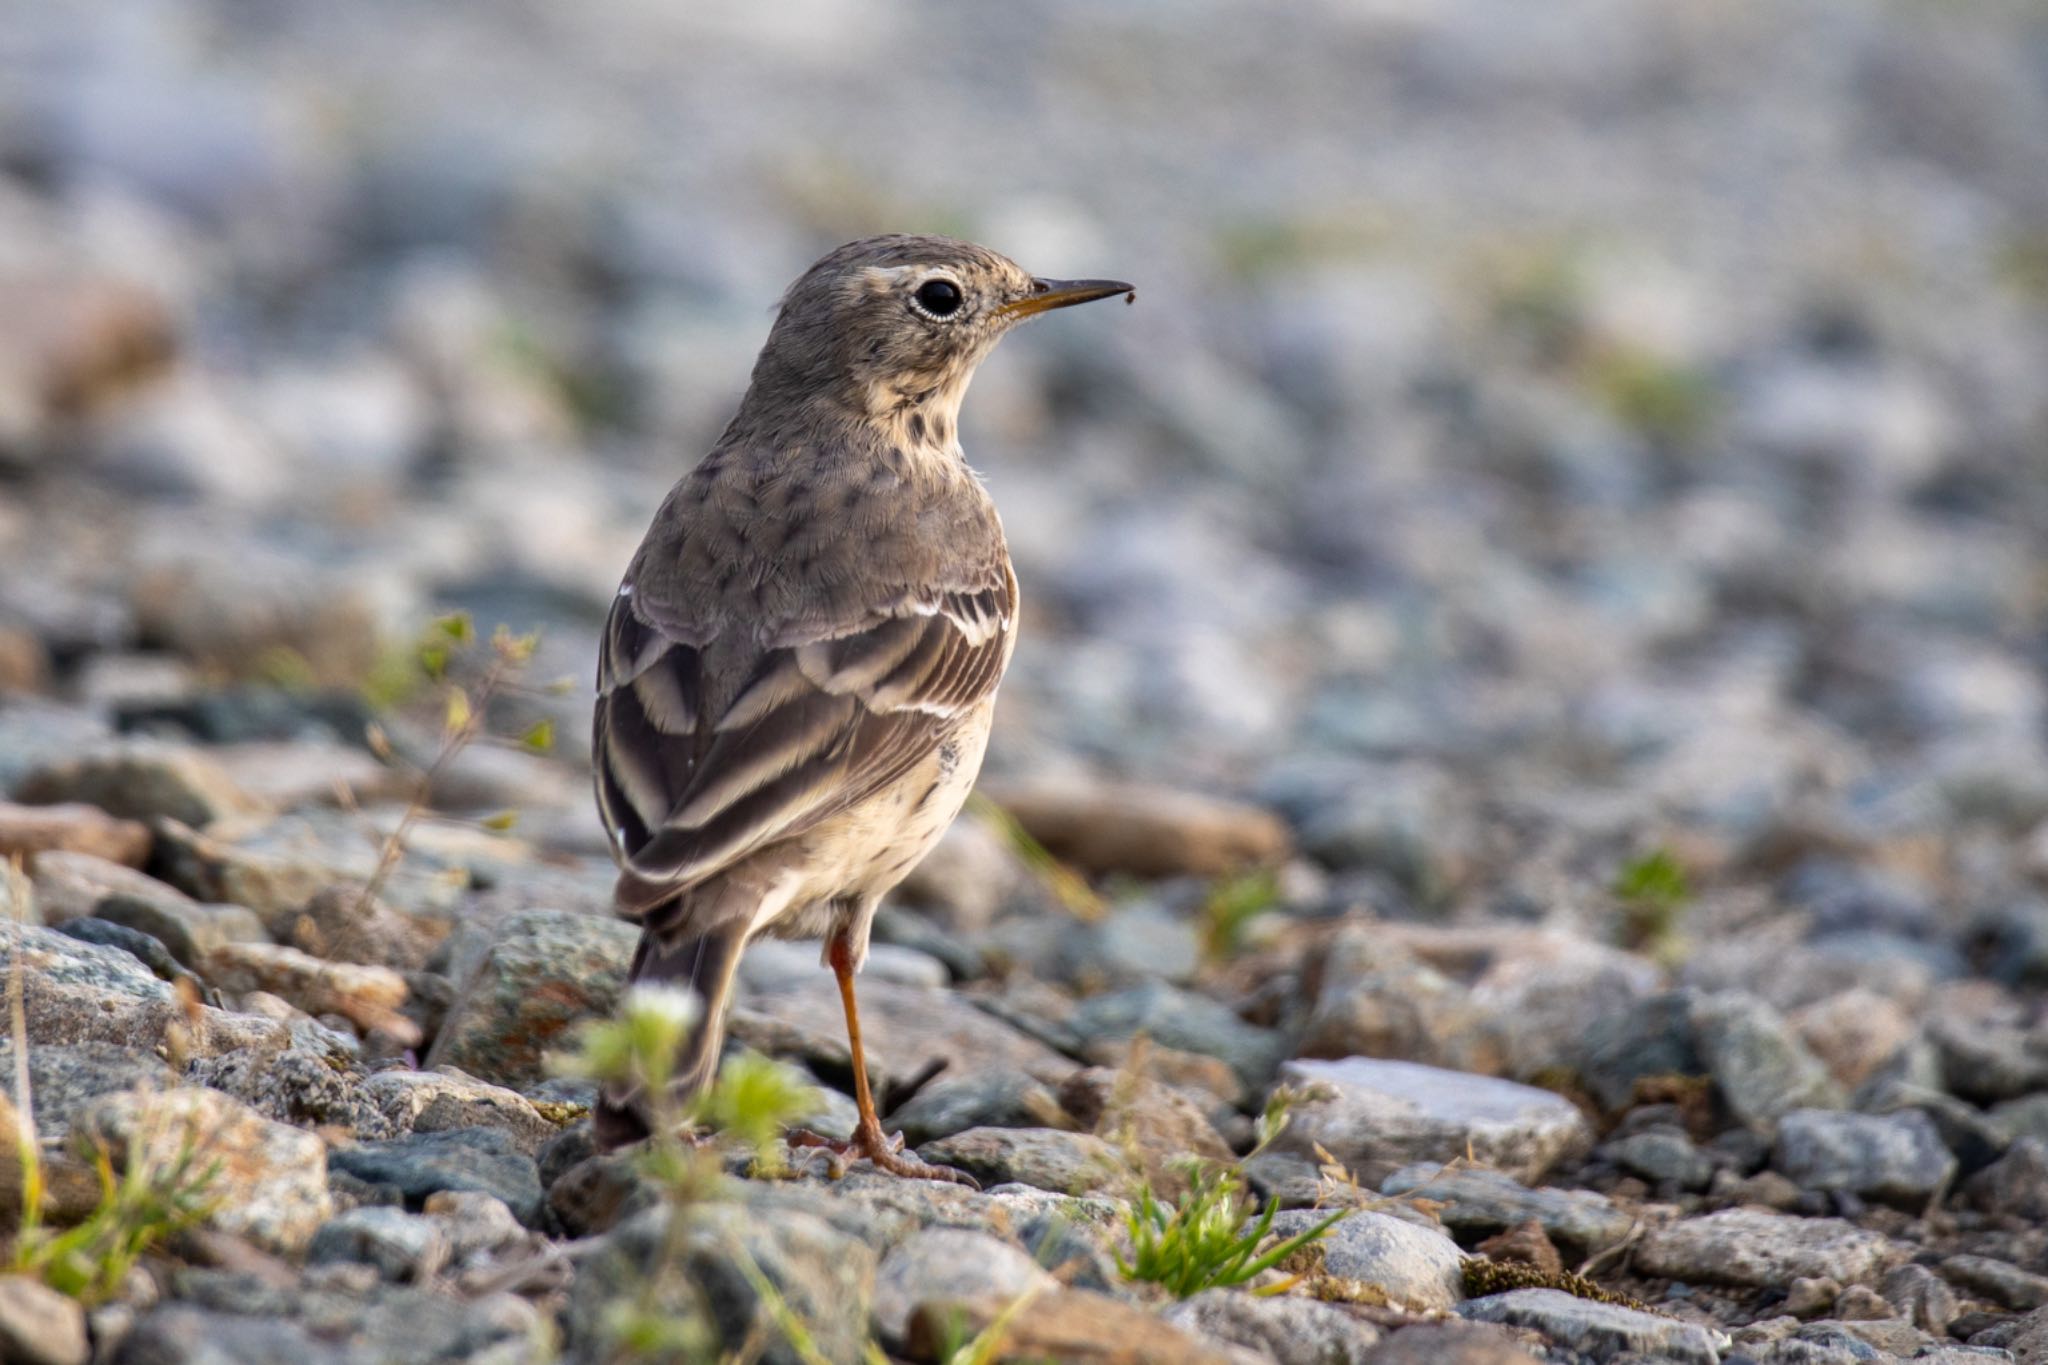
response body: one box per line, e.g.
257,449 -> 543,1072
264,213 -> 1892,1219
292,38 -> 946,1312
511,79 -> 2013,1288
786,1125 -> 980,1189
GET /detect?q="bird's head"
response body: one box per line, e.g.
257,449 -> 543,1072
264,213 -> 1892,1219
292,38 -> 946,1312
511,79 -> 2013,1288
744,234 -> 1130,441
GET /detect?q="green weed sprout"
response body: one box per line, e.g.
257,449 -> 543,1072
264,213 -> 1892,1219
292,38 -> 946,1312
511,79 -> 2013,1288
1114,1090 -> 1345,1298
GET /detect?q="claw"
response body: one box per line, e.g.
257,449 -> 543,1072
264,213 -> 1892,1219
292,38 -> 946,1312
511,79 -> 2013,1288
784,1125 -> 979,1189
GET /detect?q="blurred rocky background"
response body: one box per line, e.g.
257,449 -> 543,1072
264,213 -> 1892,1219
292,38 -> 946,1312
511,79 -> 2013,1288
2,0 -> 2048,1362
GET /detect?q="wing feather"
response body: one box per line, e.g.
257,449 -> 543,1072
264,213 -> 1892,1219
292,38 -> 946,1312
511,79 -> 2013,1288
592,576 -> 1014,915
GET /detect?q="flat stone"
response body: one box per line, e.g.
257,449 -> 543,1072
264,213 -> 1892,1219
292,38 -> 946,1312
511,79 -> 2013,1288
93,892 -> 266,968
14,740 -> 264,828
306,1205 -> 450,1283
327,1128 -> 544,1228
1069,982 -> 1287,1089
917,1127 -> 1132,1197
1941,1253 -> 2048,1310
0,1274 -> 87,1365
187,1046 -> 385,1135
154,810 -> 482,924
906,1287 -> 1244,1365
1279,1057 -> 1594,1184
1459,1289 -> 1726,1364
0,921 -> 289,1059
27,850 -> 195,928
1362,1322 -> 1545,1364
1163,1289 -> 1382,1364
1773,1108 -> 1956,1208
1380,1164 -> 1636,1259
0,1041 -> 174,1143
0,801 -> 149,866
1600,1129 -> 1715,1191
883,1065 -> 1065,1147
360,1069 -> 557,1153
113,1306 -> 349,1365
210,740 -> 410,812
425,909 -> 638,1089
982,776 -> 1290,878
206,941 -> 414,1042
81,1086 -> 331,1255
1277,1208 -> 1465,1312
1634,1208 -> 1904,1287
871,1227 -> 1054,1345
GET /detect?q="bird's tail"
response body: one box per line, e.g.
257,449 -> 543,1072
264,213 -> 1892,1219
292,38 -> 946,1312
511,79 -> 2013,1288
592,922 -> 749,1152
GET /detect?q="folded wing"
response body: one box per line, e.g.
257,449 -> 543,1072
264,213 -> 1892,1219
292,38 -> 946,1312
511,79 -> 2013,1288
592,576 -> 1014,918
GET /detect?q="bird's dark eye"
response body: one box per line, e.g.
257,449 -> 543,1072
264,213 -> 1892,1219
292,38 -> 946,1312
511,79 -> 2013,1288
914,279 -> 963,318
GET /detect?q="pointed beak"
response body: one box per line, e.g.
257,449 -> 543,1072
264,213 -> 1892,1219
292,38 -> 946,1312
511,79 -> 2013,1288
997,277 -> 1135,321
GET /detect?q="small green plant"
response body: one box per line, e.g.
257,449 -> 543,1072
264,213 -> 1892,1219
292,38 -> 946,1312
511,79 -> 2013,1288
1613,846 -> 1691,953
1114,1092 -> 1345,1299
11,1134 -> 220,1305
7,879 -> 220,1306
1198,868 -> 1281,965
551,985 -> 822,1362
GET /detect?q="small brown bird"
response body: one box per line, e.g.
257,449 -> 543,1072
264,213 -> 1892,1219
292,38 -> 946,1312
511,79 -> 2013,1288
591,234 -> 1130,1180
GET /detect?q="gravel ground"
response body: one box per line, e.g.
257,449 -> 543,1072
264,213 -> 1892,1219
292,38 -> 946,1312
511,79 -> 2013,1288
2,0 -> 2048,1361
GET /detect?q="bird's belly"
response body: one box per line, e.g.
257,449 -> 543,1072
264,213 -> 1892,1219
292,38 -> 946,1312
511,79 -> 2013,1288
761,703 -> 995,942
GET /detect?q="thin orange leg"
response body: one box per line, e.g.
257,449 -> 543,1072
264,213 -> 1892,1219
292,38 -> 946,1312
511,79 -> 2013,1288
788,932 -> 978,1187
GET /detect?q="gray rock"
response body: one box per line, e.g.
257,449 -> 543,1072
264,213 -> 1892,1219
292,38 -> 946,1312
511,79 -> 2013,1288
915,1127 -> 1131,1196
1691,991 -> 1845,1131
1274,1209 -> 1464,1312
82,1087 -> 331,1256
1279,1057 -> 1594,1184
568,1201 -> 876,1365
1930,1015 -> 2048,1105
1459,1288 -> 1726,1363
1297,927 -> 1501,1075
422,1190 -> 529,1263
1634,1209 -> 1903,1287
186,1047 -> 382,1134
23,851 -> 192,929
1572,998 -> 1703,1113
425,909 -> 638,1089
0,1274 -> 87,1365
1879,1263 -> 1958,1335
1941,1253 -> 2048,1310
328,1128 -> 544,1227
1962,1135 -> 2048,1221
360,1068 -> 558,1153
1773,1108 -> 1956,1208
882,1065 -> 1062,1146
13,740 -> 262,828
1068,981 -> 1287,1089
1058,1066 -> 1234,1199
0,1042 -> 173,1142
1600,1129 -> 1715,1191
94,893 -> 266,968
870,1227 -> 1053,1345
306,1205 -> 450,1283
1862,1078 -> 2010,1176
112,1304 -> 350,1365
1360,1321 -> 1544,1363
1379,1164 -> 1636,1258
1164,1289 -> 1381,1364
